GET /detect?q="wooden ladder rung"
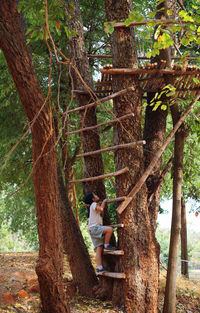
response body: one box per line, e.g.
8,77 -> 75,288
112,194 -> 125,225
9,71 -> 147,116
66,113 -> 134,136
96,272 -> 126,279
103,250 -> 124,256
108,223 -> 124,228
76,141 -> 146,158
69,167 -> 129,184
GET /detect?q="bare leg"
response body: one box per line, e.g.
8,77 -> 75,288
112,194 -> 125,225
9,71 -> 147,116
96,245 -> 103,267
102,226 -> 113,244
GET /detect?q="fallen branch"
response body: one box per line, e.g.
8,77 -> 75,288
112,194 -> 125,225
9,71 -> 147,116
117,92 -> 200,214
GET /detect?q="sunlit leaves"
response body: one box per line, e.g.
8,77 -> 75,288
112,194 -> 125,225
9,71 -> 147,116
149,85 -> 176,111
104,21 -> 115,34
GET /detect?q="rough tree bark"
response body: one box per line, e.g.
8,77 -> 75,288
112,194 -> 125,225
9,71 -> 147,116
68,0 -> 107,202
68,0 -> 116,296
143,0 -> 171,231
181,197 -> 189,277
0,1 -> 69,312
57,166 -> 99,295
163,103 -> 188,313
104,1 -> 159,312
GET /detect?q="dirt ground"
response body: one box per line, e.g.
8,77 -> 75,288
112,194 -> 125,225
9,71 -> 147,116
0,252 -> 200,313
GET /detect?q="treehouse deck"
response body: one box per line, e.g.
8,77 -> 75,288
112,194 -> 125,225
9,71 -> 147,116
95,62 -> 200,99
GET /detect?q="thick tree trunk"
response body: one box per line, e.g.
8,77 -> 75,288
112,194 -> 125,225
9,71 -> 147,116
68,0 -> 116,296
0,1 -> 69,312
163,103 -> 186,313
105,1 -> 159,312
57,166 -> 98,295
68,0 -> 106,198
181,197 -> 189,277
68,0 -> 114,226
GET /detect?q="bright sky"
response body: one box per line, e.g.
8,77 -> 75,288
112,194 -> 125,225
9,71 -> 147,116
157,199 -> 200,232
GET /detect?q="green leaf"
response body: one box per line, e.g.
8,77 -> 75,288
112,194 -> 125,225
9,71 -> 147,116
161,104 -> 167,110
104,22 -> 115,34
167,9 -> 173,16
146,51 -> 152,58
190,24 -> 196,31
193,77 -> 200,85
181,37 -> 189,45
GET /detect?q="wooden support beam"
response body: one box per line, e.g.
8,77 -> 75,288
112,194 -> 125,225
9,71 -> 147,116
67,87 -> 135,114
69,167 -> 129,184
66,113 -> 134,135
117,92 -> 200,214
103,250 -> 124,255
100,68 -> 200,75
96,272 -> 126,279
114,19 -> 188,28
87,54 -> 199,61
76,141 -> 146,158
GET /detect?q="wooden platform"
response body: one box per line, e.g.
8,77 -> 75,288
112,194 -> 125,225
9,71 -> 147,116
95,63 -> 200,99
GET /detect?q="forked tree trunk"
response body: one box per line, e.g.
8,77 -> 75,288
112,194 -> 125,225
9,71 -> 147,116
105,1 -> 159,312
0,1 -> 69,312
181,197 -> 189,277
163,103 -> 187,313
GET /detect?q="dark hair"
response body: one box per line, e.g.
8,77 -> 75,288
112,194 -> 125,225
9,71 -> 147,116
83,192 -> 93,205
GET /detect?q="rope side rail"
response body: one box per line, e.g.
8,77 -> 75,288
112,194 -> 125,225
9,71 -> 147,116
76,141 -> 146,158
100,68 -> 200,75
67,87 -> 135,114
66,113 -> 134,135
69,167 -> 129,184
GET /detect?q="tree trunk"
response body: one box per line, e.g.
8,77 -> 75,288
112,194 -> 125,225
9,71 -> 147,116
163,103 -> 186,313
68,0 -> 116,296
57,166 -> 99,295
181,197 -> 189,278
104,1 -> 159,312
68,0 -> 106,198
0,1 -> 69,312
68,0 -> 114,224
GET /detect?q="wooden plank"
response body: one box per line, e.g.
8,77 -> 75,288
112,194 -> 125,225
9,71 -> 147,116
67,87 -> 135,114
66,113 -> 134,135
103,250 -> 124,255
76,140 -> 146,158
69,167 -> 129,184
96,272 -> 126,279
